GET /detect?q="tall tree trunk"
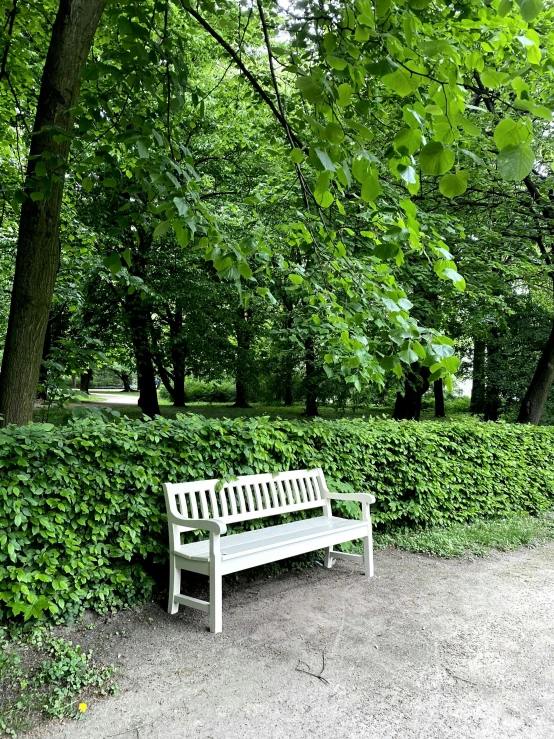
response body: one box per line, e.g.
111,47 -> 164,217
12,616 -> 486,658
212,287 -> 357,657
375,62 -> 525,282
233,306 -> 252,408
37,318 -> 53,401
120,373 -> 131,393
170,308 -> 186,407
434,378 -> 445,418
483,338 -> 501,422
0,0 -> 104,426
304,336 -> 319,417
284,365 -> 293,406
126,292 -> 160,417
80,369 -> 93,394
517,319 -> 554,424
393,367 -> 431,421
470,339 -> 486,414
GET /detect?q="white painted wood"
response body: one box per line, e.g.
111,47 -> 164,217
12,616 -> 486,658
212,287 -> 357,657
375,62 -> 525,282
163,468 -> 375,631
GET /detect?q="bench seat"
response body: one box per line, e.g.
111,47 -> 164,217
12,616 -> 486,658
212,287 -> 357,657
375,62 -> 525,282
176,515 -> 368,563
164,468 -> 375,632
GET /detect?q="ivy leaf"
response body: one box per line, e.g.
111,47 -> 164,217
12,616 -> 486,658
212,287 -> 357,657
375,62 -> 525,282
497,144 -> 535,181
420,142 -> 455,175
439,171 -> 468,199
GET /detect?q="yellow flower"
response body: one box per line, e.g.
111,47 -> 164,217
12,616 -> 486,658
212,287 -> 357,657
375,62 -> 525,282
78,703 -> 88,713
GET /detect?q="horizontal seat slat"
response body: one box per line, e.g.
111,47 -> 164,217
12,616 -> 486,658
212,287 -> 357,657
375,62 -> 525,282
175,516 -> 366,562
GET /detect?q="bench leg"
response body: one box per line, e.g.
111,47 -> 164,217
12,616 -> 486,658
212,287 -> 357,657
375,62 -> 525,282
324,547 -> 335,569
168,554 -> 181,614
209,562 -> 222,634
363,525 -> 374,579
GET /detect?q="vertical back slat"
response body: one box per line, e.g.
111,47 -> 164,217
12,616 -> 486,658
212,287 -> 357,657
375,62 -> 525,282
227,485 -> 238,517
198,488 -> 209,519
291,477 -> 302,504
209,486 -> 220,518
298,476 -> 310,502
218,488 -> 229,519
262,481 -> 273,509
284,479 -> 295,505
178,491 -> 189,518
237,484 -> 247,515
189,491 -> 199,519
244,484 -> 255,513
253,482 -> 264,511
312,472 -> 324,500
275,480 -> 287,507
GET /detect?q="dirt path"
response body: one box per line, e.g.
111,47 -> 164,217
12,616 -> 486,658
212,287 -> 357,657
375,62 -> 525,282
32,545 -> 554,739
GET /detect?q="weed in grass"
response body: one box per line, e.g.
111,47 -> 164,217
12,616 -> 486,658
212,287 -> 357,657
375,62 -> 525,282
0,630 -> 116,737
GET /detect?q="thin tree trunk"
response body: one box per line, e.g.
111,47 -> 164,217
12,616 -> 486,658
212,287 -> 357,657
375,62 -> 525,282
434,379 -> 445,418
284,366 -> 293,406
0,0 -> 104,426
304,335 -> 319,417
470,339 -> 486,414
517,319 -> 554,424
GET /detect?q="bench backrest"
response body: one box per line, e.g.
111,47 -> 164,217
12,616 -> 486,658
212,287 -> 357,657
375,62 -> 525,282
164,468 -> 329,526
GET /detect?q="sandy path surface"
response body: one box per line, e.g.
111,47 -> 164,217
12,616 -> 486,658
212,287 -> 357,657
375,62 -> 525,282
32,545 -> 554,739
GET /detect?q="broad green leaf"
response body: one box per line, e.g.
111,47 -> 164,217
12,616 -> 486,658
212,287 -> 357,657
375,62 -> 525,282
153,219 -> 171,239
480,69 -> 510,89
393,127 -> 422,155
399,347 -> 419,364
315,190 -> 334,208
337,83 -> 353,107
498,0 -> 513,16
516,0 -> 543,21
324,122 -> 345,144
439,171 -> 468,199
314,148 -> 337,171
289,274 -> 303,284
82,177 -> 93,192
103,177 -> 117,188
296,75 -> 325,103
290,148 -> 305,163
173,221 -> 189,248
382,68 -> 422,97
327,55 -> 347,70
136,140 -> 149,159
173,196 -> 189,216
121,248 -> 131,267
238,262 -> 252,279
361,170 -> 381,202
497,144 -> 535,181
420,142 -> 455,175
494,118 -> 532,150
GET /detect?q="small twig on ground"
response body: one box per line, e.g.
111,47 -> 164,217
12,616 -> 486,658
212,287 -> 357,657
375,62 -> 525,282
445,667 -> 478,686
295,649 -> 329,685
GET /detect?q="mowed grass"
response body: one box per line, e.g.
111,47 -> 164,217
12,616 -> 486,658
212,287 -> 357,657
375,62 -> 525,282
368,511 -> 554,558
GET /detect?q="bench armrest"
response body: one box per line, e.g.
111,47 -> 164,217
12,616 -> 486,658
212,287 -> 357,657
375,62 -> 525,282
326,492 -> 376,505
168,512 -> 227,536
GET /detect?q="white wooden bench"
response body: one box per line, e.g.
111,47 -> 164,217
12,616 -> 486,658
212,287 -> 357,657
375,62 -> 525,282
163,468 -> 375,633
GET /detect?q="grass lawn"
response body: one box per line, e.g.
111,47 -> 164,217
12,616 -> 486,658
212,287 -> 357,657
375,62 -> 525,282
34,395 -> 472,425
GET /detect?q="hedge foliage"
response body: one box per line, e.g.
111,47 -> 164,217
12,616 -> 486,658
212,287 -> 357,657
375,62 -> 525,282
1,415 -> 553,624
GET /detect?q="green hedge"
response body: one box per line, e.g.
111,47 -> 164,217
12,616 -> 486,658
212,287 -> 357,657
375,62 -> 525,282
1,415 -> 553,624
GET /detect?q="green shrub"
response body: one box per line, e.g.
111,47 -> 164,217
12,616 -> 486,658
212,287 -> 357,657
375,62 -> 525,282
1,415 -> 553,625
158,379 -> 235,404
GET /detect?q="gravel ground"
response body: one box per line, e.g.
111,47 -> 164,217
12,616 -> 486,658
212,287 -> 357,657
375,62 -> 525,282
30,544 -> 554,739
